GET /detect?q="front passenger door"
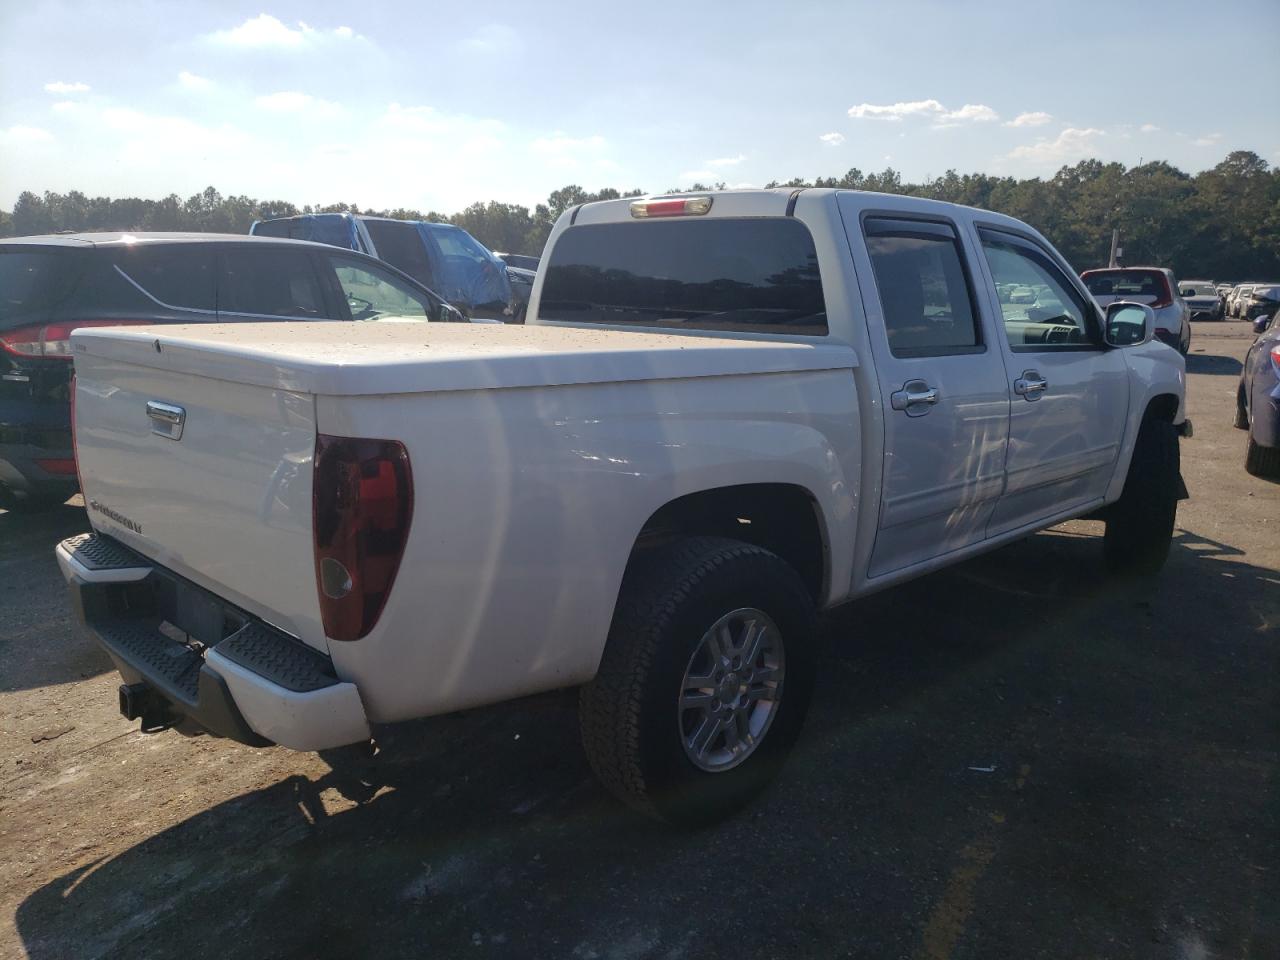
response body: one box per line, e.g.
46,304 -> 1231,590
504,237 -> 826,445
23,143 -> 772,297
975,228 -> 1130,536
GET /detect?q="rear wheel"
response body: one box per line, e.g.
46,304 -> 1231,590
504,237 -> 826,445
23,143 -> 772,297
1105,418 -> 1180,575
579,537 -> 817,826
1245,436 -> 1280,479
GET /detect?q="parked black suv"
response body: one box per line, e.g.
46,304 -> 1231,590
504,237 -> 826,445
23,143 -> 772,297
0,233 -> 462,511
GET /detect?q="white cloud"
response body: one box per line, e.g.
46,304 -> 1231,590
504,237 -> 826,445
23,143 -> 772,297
1008,127 -> 1106,165
1192,132 -> 1223,147
848,98 -> 944,121
178,71 -> 212,91
0,125 -> 54,144
883,154 -> 893,162
819,131 -> 845,146
531,132 -> 607,155
1140,123 -> 1160,133
1005,111 -> 1052,128
707,154 -> 745,167
254,91 -> 342,115
207,14 -> 360,48
849,99 -> 998,126
461,24 -> 521,56
51,101 -> 78,113
44,81 -> 90,94
939,104 -> 998,123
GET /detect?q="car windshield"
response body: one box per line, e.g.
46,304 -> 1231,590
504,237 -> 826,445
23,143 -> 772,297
1180,282 -> 1216,296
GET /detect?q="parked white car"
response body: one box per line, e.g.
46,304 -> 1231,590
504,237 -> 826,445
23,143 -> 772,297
1082,267 -> 1192,353
58,189 -> 1189,824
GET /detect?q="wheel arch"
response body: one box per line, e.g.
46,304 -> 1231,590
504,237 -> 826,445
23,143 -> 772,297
627,483 -> 831,604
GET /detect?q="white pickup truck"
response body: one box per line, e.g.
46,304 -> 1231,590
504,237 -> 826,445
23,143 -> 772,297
58,189 -> 1189,825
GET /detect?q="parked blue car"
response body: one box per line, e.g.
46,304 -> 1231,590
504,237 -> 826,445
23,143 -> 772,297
1237,310 -> 1280,478
251,214 -> 519,322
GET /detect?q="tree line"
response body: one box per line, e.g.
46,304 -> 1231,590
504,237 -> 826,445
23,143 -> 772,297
3,150 -> 1277,281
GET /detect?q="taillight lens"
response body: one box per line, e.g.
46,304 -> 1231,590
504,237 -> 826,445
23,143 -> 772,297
1150,276 -> 1173,310
630,197 -> 713,218
0,320 -> 154,359
1270,343 -> 1280,375
312,435 -> 413,642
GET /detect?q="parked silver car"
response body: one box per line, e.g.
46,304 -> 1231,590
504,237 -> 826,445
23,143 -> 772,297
1082,266 -> 1191,353
1179,280 -> 1223,321
1228,284 -> 1256,319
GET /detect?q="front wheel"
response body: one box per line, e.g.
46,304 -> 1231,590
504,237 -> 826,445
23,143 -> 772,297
579,537 -> 817,826
1105,419 -> 1180,574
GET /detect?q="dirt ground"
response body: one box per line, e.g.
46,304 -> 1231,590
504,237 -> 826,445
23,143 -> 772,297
1,321 -> 1277,960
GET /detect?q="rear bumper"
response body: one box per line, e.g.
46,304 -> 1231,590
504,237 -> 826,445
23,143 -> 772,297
57,532 -> 370,751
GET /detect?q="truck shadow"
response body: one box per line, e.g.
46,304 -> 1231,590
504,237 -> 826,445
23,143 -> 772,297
14,526 -> 1279,959
0,499 -> 116,693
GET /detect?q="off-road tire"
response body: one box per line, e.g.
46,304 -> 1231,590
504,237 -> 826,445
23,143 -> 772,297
1245,435 -> 1280,479
579,537 -> 817,827
1105,418 -> 1180,575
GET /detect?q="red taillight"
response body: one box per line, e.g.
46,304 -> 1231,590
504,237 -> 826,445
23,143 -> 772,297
312,435 -> 413,642
1270,343 -> 1280,374
34,458 -> 77,476
1150,276 -> 1174,310
0,320 -> 153,359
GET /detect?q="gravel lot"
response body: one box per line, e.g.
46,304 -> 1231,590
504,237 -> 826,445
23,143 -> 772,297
1,321 -> 1276,960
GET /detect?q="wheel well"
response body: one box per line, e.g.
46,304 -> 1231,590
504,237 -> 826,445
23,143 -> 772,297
1145,393 -> 1180,423
632,484 -> 827,601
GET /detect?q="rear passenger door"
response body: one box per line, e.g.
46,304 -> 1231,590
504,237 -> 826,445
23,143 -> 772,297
972,227 -> 1129,535
841,205 -> 1011,578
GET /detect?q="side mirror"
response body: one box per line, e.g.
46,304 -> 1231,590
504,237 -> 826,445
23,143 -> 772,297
1255,316 -> 1273,335
1104,301 -> 1155,347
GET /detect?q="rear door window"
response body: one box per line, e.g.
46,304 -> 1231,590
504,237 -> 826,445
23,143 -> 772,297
862,218 -> 981,356
217,246 -> 329,319
111,245 -> 216,312
1082,269 -> 1166,304
539,218 -> 828,335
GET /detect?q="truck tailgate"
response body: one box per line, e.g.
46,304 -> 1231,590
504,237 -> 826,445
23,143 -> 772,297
72,351 -> 325,652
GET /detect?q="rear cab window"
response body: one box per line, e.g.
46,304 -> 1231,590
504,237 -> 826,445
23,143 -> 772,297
538,218 -> 828,335
363,220 -> 436,289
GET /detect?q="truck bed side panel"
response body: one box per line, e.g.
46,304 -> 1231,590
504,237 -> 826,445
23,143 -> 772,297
317,368 -> 860,724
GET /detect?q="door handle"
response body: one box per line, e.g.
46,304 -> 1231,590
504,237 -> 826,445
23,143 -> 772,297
890,380 -> 940,416
1013,371 -> 1048,401
146,400 -> 186,440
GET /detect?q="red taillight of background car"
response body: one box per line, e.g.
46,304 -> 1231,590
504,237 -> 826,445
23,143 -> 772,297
1149,275 -> 1174,310
0,320 -> 154,359
312,435 -> 414,642
1270,343 -> 1280,375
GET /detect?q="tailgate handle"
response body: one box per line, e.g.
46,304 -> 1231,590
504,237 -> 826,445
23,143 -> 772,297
146,401 -> 186,440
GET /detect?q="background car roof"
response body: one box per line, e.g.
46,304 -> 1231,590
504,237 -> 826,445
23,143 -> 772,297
0,232 -> 328,249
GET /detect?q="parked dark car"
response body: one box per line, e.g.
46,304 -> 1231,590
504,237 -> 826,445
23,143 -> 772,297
251,214 -> 520,322
1236,310 -> 1280,478
0,232 -> 461,511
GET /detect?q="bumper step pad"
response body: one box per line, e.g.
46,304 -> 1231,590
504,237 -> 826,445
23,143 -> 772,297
62,532 -> 148,572
216,624 -> 339,693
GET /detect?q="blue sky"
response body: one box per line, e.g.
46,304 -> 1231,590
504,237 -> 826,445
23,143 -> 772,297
1,0 -> 1277,213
